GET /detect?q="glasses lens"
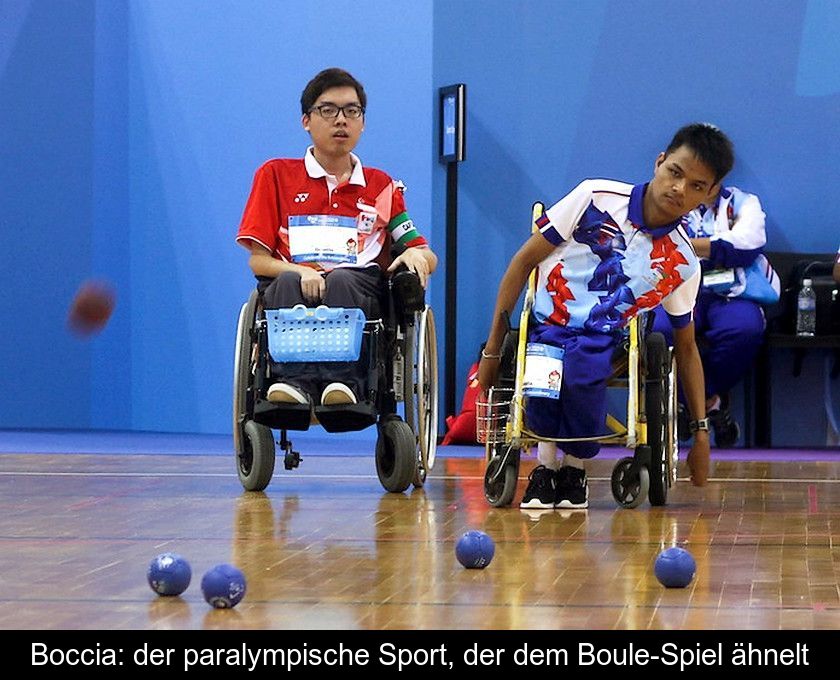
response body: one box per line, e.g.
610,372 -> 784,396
344,105 -> 363,119
318,105 -> 339,118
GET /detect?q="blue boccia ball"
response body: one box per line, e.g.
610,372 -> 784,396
201,563 -> 247,609
147,552 -> 192,596
654,547 -> 696,588
455,530 -> 495,569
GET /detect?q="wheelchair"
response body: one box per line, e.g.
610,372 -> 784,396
233,268 -> 438,494
477,203 -> 680,509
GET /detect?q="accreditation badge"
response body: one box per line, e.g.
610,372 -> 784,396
288,214 -> 358,266
522,343 -> 565,400
702,268 -> 736,295
356,203 -> 377,235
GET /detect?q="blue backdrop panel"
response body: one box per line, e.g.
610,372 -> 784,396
1,0 -> 837,447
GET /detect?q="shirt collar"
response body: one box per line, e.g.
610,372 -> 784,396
304,146 -> 366,186
712,185 -> 730,210
697,185 -> 730,217
628,182 -> 683,239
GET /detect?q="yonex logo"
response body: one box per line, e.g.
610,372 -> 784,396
294,193 -> 309,203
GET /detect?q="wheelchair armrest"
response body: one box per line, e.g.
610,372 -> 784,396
391,267 -> 425,314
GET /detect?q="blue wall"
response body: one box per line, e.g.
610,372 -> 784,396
433,0 -> 840,447
1,0 -> 433,438
1,0 -> 837,445
0,0 -> 96,427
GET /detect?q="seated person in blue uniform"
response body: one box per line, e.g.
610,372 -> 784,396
652,184 -> 770,448
479,123 -> 735,509
236,68 -> 437,407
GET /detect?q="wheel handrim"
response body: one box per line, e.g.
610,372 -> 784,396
417,307 -> 438,471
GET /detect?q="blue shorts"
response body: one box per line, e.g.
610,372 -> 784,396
524,324 -> 620,458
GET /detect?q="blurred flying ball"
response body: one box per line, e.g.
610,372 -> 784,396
455,530 -> 495,569
147,552 -> 192,596
68,280 -> 115,335
654,547 -> 696,588
201,563 -> 247,609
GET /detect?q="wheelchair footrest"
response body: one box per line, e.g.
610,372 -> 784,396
315,403 -> 377,433
253,400 -> 312,431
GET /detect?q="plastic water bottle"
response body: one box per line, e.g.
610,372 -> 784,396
796,278 -> 816,337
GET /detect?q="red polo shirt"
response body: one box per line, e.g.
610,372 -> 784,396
236,148 -> 427,272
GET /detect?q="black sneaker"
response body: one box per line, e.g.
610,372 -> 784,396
555,466 -> 589,509
709,407 -> 740,448
519,465 -> 557,509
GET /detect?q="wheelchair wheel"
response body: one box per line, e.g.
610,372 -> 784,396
412,463 -> 427,488
233,290 -> 277,490
233,290 -> 260,458
645,332 -> 676,506
238,420 -> 276,491
611,456 -> 649,509
375,417 -> 416,493
484,444 -> 521,507
403,307 -> 439,488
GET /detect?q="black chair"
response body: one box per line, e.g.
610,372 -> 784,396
751,251 -> 840,446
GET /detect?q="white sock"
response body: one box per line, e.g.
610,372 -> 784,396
561,454 -> 585,470
537,441 -> 559,470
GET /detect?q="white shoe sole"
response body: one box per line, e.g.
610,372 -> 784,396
555,500 -> 588,510
519,498 -> 555,509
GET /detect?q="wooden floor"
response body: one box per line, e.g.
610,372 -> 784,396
1,450 -> 839,630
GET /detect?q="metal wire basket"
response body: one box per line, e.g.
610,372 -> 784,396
475,387 -> 514,444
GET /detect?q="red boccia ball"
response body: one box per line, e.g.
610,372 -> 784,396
68,281 -> 115,335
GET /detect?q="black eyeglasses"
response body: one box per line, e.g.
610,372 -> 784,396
308,103 -> 365,120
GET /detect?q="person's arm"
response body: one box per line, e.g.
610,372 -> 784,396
705,192 -> 767,268
477,233 -> 556,390
382,179 -> 438,288
834,249 -> 840,283
690,237 -> 711,258
246,243 -> 325,304
672,322 -> 711,486
387,246 -> 438,288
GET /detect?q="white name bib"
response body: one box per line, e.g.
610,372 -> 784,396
522,343 -> 565,400
288,214 -> 357,265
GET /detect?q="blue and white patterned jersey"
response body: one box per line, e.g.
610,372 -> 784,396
533,179 -> 700,333
683,185 -> 767,298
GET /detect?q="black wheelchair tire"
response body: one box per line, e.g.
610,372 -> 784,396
233,290 -> 260,460
375,417 -> 416,493
484,445 -> 520,507
412,463 -> 427,489
645,333 -> 670,506
611,456 -> 650,509
238,420 -> 276,491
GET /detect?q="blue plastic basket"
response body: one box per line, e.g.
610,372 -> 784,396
265,305 -> 366,362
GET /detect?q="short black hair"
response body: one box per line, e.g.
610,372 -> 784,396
665,123 -> 734,185
300,68 -> 367,115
